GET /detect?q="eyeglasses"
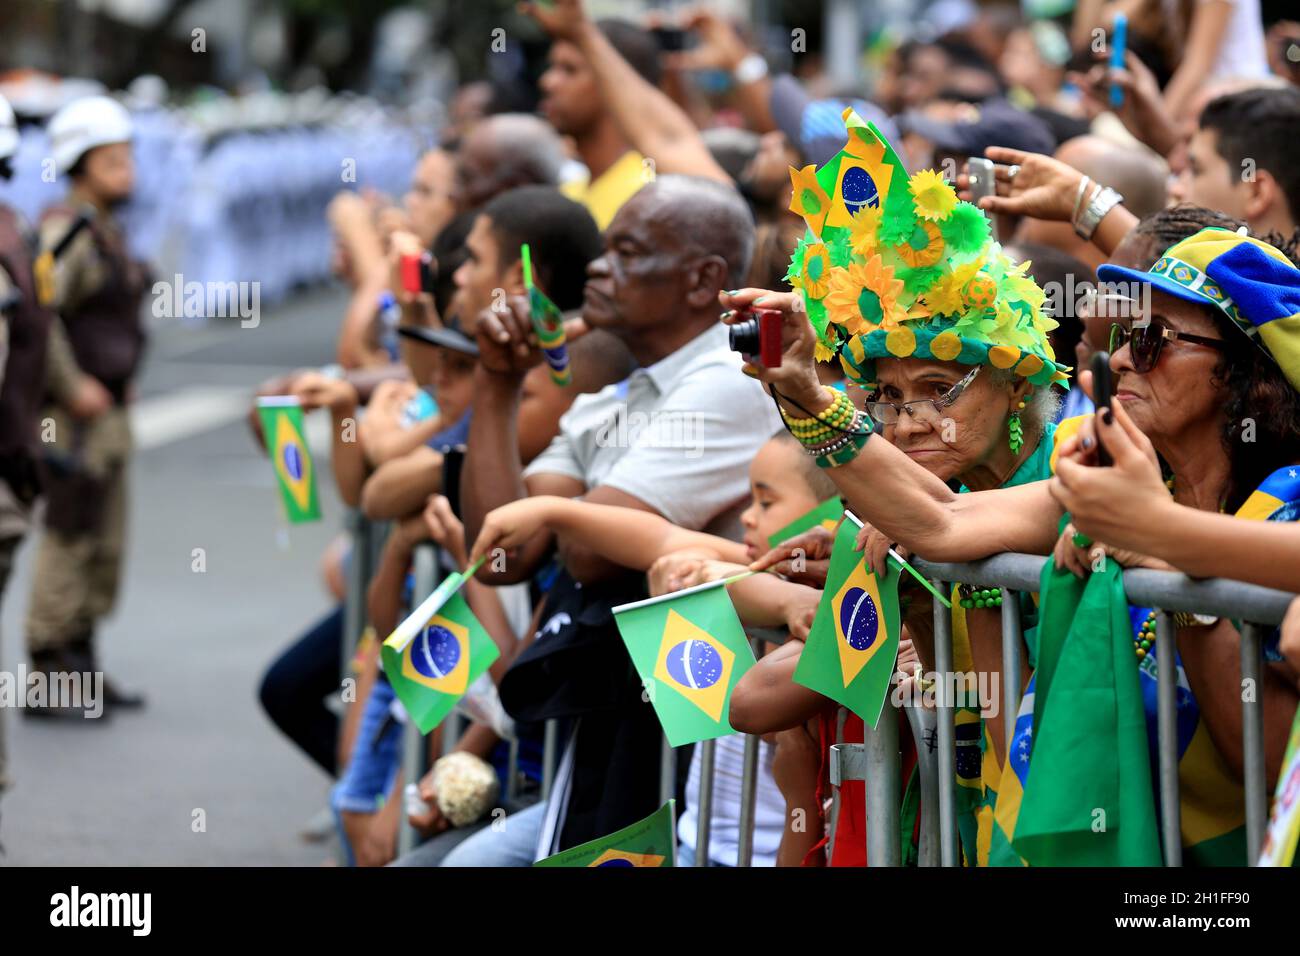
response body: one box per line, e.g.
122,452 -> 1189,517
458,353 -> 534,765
864,365 -> 980,425
1108,320 -> 1228,373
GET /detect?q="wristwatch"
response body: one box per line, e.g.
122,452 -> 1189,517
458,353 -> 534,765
734,53 -> 769,85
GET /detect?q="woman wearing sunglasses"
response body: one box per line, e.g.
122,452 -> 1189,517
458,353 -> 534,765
732,217 -> 1300,864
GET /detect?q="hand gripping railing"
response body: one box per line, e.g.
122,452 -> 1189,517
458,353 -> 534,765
895,553 -> 1297,867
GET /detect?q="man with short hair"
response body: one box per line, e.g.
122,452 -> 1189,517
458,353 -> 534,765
445,175 -> 780,864
451,114 -> 567,214
1170,86 -> 1300,238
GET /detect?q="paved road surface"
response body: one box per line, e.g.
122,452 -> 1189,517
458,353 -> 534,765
1,286 -> 353,865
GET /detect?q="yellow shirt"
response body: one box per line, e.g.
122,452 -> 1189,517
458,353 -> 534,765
560,150 -> 649,230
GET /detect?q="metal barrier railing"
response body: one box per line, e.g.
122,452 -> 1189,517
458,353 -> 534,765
906,553 -> 1297,867
345,513 -> 1294,868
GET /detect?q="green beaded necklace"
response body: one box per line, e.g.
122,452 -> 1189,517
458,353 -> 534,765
958,585 -> 1002,609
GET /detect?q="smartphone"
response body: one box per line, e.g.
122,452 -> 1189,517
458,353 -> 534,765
1109,14 -> 1127,108
1090,350 -> 1113,466
651,26 -> 687,52
401,251 -> 436,296
967,157 -> 996,205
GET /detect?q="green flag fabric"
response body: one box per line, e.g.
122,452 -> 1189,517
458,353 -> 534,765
792,515 -> 902,728
613,579 -> 755,747
766,496 -> 845,548
535,801 -> 677,867
521,243 -> 570,387
381,570 -> 500,735
255,397 -> 320,523
1012,560 -> 1162,866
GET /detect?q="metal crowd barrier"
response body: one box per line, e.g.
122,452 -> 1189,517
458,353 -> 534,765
873,554 -> 1300,868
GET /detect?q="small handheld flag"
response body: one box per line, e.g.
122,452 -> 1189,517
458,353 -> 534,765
793,513 -> 902,727
256,396 -> 321,523
381,560 -> 499,734
766,496 -> 844,548
1259,706 -> 1300,866
521,243 -> 571,387
534,800 -> 677,867
613,577 -> 756,747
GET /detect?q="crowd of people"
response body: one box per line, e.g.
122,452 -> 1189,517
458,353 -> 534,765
4,0 -> 1300,867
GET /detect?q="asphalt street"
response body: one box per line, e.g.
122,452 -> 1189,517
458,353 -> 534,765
1,285 -> 353,865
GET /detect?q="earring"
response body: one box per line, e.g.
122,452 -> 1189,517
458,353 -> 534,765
1008,397 -> 1027,453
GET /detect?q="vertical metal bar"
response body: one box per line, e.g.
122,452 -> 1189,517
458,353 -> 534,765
1241,622 -> 1268,857
441,712 -> 462,756
695,739 -> 716,867
736,733 -> 760,867
1155,611 -> 1182,866
505,736 -> 520,804
827,707 -> 846,857
864,703 -> 902,866
542,718 -> 559,800
999,588 -> 1023,754
342,510 -> 369,684
904,701 -> 940,867
397,543 -> 439,857
735,639 -> 762,868
659,735 -> 675,807
932,578 -> 959,867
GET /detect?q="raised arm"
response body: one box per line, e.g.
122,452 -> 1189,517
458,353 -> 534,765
522,0 -> 730,183
720,289 -> 1063,560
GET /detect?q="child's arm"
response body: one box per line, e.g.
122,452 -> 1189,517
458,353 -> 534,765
468,495 -> 747,570
292,372 -> 367,507
463,576 -> 520,684
728,639 -> 827,735
772,720 -> 826,867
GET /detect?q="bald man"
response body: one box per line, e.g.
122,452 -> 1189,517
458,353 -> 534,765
451,113 -> 567,213
449,176 -> 779,862
1015,135 -> 1168,270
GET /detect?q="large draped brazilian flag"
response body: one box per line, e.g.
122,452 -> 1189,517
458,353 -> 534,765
793,513 -> 902,728
535,801 -> 677,867
381,569 -> 499,735
1011,560 -> 1161,866
256,396 -> 320,523
613,578 -> 756,747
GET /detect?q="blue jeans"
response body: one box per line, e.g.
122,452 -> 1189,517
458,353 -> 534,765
440,800 -> 547,867
676,842 -> 730,867
331,676 -> 402,865
259,606 -> 343,776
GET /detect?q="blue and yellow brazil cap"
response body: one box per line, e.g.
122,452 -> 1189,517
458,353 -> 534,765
1096,227 -> 1300,392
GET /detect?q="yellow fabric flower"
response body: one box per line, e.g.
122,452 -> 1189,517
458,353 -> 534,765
908,169 -> 959,221
814,340 -> 835,362
922,256 -> 985,317
824,255 -> 905,334
848,205 -> 883,260
800,243 -> 833,298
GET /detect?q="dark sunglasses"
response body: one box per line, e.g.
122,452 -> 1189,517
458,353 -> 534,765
1108,320 -> 1227,373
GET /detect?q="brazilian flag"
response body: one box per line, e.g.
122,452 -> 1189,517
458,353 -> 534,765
256,397 -> 320,523
766,496 -> 844,548
613,579 -> 755,747
535,801 -> 677,867
793,516 -> 902,728
1012,560 -> 1161,865
381,570 -> 500,734
522,243 -> 570,387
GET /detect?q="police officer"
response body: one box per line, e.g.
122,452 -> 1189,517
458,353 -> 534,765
0,91 -> 56,804
25,95 -> 149,715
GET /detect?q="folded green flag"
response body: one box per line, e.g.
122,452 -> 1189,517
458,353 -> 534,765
793,515 -> 901,728
535,801 -> 677,867
1012,559 -> 1162,866
256,397 -> 320,523
381,569 -> 499,735
613,579 -> 755,747
766,496 -> 844,548
522,243 -> 570,387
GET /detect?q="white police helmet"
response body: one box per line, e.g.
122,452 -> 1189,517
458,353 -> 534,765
46,95 -> 133,175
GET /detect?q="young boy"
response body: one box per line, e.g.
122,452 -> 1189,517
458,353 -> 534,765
469,429 -> 837,866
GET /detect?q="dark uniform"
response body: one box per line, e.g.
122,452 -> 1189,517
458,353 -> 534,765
0,201 -> 55,788
24,200 -> 147,682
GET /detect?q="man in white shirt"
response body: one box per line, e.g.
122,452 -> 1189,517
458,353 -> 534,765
442,175 -> 780,864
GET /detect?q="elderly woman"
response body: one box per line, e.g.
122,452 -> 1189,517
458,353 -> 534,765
727,117 -> 1072,865
732,200 -> 1300,862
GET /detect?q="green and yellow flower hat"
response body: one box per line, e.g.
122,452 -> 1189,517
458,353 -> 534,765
786,107 -> 1069,391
